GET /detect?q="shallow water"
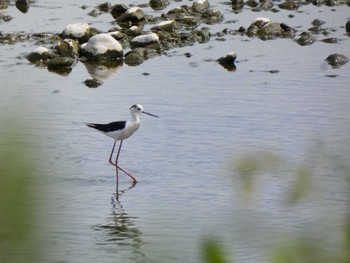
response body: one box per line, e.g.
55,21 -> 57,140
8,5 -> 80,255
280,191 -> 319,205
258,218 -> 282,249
1,1 -> 350,262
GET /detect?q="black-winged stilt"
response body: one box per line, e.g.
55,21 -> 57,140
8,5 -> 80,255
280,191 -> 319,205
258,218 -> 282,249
86,104 -> 158,185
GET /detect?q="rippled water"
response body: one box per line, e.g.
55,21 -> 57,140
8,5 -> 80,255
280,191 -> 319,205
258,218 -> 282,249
1,1 -> 350,262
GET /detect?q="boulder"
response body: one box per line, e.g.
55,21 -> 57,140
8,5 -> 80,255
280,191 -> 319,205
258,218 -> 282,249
149,0 -> 170,10
61,22 -> 91,43
131,33 -> 160,48
151,20 -> 177,32
116,7 -> 145,23
81,33 -> 123,60
325,53 -> 348,68
27,46 -> 56,63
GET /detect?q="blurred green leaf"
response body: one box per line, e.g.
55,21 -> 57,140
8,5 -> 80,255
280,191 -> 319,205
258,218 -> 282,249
0,123 -> 41,262
202,239 -> 230,263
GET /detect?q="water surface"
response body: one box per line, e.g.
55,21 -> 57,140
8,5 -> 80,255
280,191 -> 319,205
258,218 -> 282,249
1,1 -> 350,262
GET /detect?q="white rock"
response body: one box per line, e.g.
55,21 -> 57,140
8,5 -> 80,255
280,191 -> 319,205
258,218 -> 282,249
126,6 -> 141,14
131,33 -> 159,47
33,46 -> 50,54
63,22 -> 90,38
82,33 -> 123,56
252,17 -> 271,28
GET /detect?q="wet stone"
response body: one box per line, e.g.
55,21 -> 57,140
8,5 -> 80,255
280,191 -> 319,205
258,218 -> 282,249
116,7 -> 145,23
81,33 -> 123,61
110,4 -> 128,19
151,20 -> 177,32
124,51 -> 144,66
47,57 -> 76,69
98,2 -> 111,12
217,52 -> 237,65
321,37 -> 339,44
131,33 -> 160,48
278,1 -> 300,10
192,0 -> 210,13
346,20 -> 350,34
296,32 -> 315,46
84,78 -> 103,88
325,53 -> 348,68
149,0 -> 170,10
55,39 -> 80,58
61,22 -> 91,43
27,46 -> 57,63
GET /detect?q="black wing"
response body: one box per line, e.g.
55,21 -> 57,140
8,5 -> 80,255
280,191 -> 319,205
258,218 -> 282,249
86,121 -> 126,132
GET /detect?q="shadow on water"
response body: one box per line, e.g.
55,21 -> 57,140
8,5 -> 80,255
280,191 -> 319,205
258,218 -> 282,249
93,192 -> 144,261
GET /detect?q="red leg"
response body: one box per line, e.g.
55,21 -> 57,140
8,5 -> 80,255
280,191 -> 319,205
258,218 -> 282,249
109,140 -> 117,166
114,140 -> 138,183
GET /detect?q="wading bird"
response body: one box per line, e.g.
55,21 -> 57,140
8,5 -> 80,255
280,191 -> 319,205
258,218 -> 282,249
86,104 -> 158,185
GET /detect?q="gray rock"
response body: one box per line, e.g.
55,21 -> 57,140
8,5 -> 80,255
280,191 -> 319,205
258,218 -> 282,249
27,46 -> 57,63
124,51 -> 144,66
110,4 -> 128,19
61,22 -> 91,43
47,57 -> 75,69
296,32 -> 315,46
116,7 -> 145,23
192,0 -> 210,13
56,39 -> 80,58
217,52 -> 237,64
346,20 -> 350,34
325,53 -> 348,68
97,2 -> 111,12
81,33 -> 123,60
131,33 -> 160,48
149,0 -> 169,10
231,0 -> 244,10
151,20 -> 177,32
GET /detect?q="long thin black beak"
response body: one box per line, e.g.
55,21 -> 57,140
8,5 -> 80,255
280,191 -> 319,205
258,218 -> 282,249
143,111 -> 159,118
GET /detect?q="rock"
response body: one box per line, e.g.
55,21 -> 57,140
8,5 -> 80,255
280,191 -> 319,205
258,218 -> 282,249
278,1 -> 299,10
131,33 -> 160,48
259,0 -> 273,10
321,37 -> 339,44
110,4 -> 128,19
151,20 -> 177,32
251,17 -> 271,28
61,22 -> 91,43
15,0 -> 29,13
56,39 -> 80,58
246,18 -> 294,39
325,53 -> 348,68
47,57 -> 76,69
81,33 -> 123,60
27,46 -> 57,63
149,0 -> 169,10
296,32 -> 315,46
246,17 -> 271,36
97,2 -> 111,12
346,20 -> 350,34
124,51 -> 144,66
84,78 -> 103,88
231,0 -> 244,10
192,0 -> 210,13
116,7 -> 145,23
217,52 -> 237,64
217,52 -> 237,71
205,9 -> 223,23
88,9 -> 102,17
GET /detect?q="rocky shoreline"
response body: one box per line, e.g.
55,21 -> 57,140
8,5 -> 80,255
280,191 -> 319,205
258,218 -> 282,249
1,0 -> 349,85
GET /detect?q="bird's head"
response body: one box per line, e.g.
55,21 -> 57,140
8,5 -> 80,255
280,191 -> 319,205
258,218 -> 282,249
130,104 -> 159,118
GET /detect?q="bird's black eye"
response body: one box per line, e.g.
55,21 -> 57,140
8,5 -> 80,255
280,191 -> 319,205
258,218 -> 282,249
137,107 -> 141,110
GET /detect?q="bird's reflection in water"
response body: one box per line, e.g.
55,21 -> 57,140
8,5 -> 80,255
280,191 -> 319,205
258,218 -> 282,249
93,185 -> 144,261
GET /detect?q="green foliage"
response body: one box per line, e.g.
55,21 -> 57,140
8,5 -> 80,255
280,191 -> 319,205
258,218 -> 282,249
202,239 -> 230,263
0,124 -> 41,262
